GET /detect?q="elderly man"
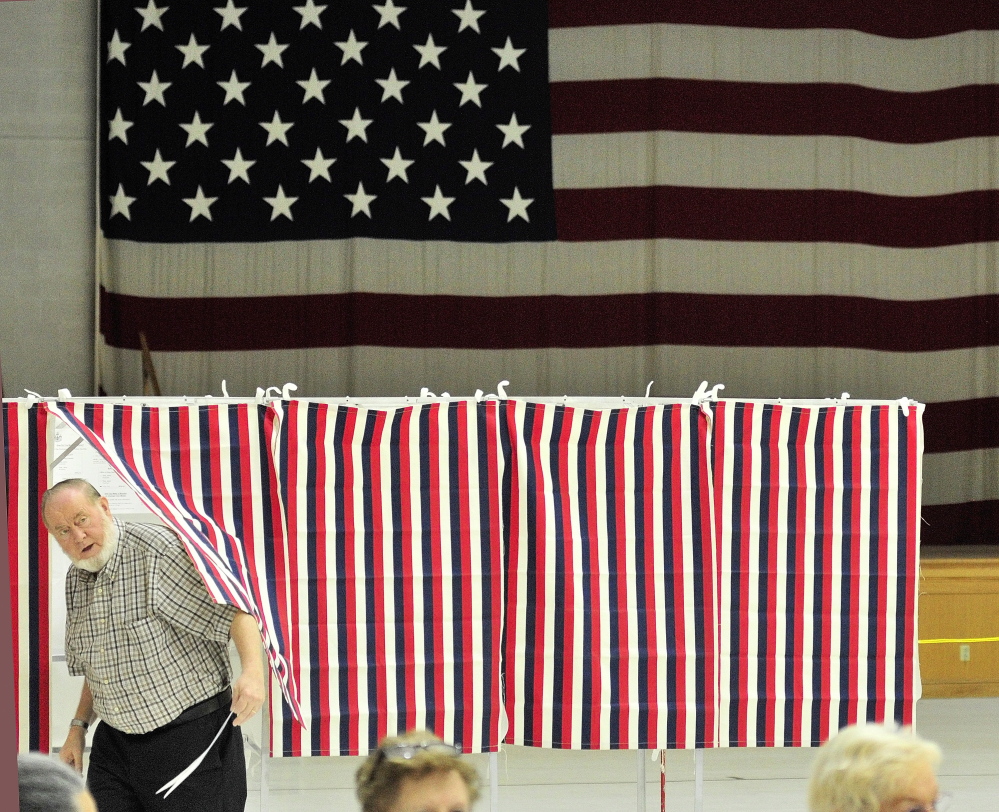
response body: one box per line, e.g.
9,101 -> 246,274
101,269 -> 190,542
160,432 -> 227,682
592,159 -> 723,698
42,478 -> 265,812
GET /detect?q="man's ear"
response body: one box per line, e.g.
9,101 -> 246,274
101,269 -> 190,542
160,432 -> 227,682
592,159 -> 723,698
98,496 -> 112,516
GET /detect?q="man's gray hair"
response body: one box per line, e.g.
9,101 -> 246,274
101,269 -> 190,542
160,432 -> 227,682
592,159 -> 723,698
17,752 -> 87,812
40,479 -> 103,517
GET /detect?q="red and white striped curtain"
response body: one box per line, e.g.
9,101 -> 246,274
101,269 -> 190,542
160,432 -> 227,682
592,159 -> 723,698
5,396 -> 923,756
3,401 -> 51,753
500,401 -> 717,749
712,401 -> 923,747
269,399 -> 507,756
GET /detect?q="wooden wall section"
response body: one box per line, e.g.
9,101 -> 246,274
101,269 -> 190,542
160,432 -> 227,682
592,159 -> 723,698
918,548 -> 999,698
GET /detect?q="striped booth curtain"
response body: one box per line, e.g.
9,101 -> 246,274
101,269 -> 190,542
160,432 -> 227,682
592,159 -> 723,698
3,401 -> 51,752
5,396 -> 923,756
270,399 -> 507,756
501,401 -> 717,749
712,401 -> 923,747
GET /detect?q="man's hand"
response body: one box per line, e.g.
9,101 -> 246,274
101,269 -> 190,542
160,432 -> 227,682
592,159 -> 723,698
230,668 -> 265,726
60,726 -> 86,772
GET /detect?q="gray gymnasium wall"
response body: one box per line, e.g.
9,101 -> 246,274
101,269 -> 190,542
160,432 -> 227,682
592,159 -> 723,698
0,0 -> 96,398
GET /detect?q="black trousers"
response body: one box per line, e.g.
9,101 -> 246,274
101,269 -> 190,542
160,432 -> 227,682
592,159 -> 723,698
87,702 -> 247,812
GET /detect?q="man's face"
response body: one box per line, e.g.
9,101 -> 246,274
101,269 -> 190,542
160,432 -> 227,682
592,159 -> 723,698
43,488 -> 116,572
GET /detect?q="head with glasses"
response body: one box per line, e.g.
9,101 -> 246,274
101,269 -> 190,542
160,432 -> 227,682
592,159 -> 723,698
356,729 -> 480,812
808,722 -> 947,812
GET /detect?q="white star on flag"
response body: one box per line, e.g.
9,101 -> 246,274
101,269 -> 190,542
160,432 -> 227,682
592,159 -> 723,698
183,186 -> 217,221
453,72 -> 486,107
297,69 -> 330,103
138,71 -> 171,106
108,108 -> 133,143
452,1 -> 485,33
302,147 -> 336,182
264,185 -> 298,220
222,148 -> 256,183
260,111 -> 294,145
381,147 -> 414,182
293,0 -> 326,29
217,70 -> 250,105
177,34 -> 210,69
214,1 -> 247,31
335,30 -> 368,66
108,184 -> 136,219
344,181 -> 376,217
421,185 -> 456,220
459,149 -> 492,184
376,68 -> 409,103
339,107 -> 373,142
418,110 -> 451,146
140,149 -> 176,185
180,112 -> 213,147
413,33 -> 446,69
107,30 -> 130,65
500,186 -> 532,221
135,1 -> 168,32
256,33 -> 289,68
373,0 -> 406,30
492,37 -> 525,71
497,112 -> 530,148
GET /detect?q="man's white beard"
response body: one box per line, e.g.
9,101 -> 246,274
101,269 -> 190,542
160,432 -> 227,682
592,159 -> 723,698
74,530 -> 117,573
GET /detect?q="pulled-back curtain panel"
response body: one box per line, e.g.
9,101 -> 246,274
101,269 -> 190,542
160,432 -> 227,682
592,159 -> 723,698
45,401 -> 303,723
3,402 -> 50,752
712,401 -> 923,747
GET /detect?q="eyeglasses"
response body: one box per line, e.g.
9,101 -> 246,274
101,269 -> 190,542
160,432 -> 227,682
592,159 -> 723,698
379,741 -> 462,761
904,792 -> 952,812
368,740 -> 462,781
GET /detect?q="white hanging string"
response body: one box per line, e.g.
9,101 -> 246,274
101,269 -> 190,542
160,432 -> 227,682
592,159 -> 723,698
155,712 -> 235,798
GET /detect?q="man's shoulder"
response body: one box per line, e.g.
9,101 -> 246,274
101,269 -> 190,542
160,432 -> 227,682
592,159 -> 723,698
118,521 -> 184,557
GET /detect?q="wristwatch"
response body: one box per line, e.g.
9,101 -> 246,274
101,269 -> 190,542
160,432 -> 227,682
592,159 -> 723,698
69,718 -> 89,732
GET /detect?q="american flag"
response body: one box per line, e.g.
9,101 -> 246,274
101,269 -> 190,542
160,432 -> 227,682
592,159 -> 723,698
99,2 -> 999,549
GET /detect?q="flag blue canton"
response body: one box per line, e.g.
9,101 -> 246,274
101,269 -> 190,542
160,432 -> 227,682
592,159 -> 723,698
100,0 -> 556,242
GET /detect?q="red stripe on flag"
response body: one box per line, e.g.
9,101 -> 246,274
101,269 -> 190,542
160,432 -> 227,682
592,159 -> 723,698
555,187 -> 999,247
551,80 -> 999,143
101,288 -> 999,353
547,0 -> 999,37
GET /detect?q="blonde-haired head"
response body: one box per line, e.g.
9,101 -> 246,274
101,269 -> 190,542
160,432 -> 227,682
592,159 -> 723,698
355,729 -> 480,812
808,723 -> 941,812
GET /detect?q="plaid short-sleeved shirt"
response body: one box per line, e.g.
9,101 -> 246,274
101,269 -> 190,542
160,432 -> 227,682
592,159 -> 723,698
65,519 -> 238,734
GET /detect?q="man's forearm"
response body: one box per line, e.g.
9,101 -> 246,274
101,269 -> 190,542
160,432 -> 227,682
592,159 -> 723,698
73,680 -> 97,725
230,611 -> 264,676
229,611 -> 266,726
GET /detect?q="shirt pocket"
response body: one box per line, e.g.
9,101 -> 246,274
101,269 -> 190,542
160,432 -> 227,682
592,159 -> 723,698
124,615 -> 172,666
